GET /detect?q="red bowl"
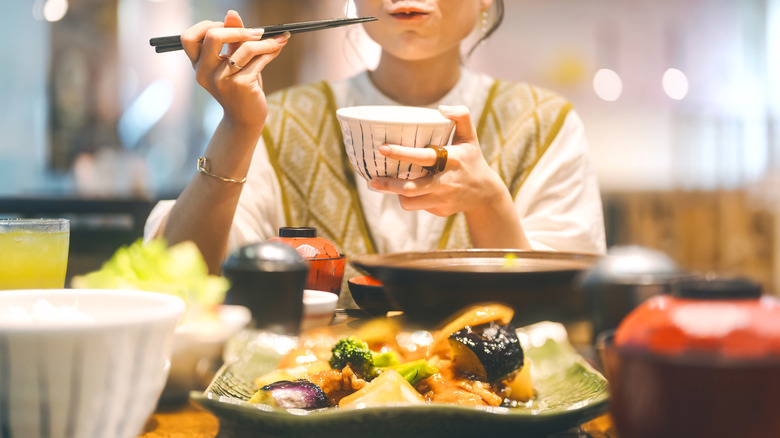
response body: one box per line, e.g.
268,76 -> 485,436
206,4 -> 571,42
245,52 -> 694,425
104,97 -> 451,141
306,255 -> 346,295
269,230 -> 346,295
347,275 -> 399,317
599,333 -> 780,438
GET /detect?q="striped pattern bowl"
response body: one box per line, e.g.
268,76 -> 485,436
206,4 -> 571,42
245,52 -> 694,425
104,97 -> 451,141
0,289 -> 185,438
336,106 -> 455,182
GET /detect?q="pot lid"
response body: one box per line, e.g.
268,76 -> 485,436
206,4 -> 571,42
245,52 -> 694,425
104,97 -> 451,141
580,245 -> 684,287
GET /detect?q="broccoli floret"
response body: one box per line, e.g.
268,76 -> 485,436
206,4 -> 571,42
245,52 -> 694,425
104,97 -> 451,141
329,336 -> 436,384
391,359 -> 439,386
329,336 -> 375,378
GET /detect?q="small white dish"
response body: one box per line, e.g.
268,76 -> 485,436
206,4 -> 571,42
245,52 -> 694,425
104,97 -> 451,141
160,304 -> 251,404
302,289 -> 338,332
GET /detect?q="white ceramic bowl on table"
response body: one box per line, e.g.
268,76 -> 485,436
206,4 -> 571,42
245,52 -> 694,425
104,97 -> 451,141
160,304 -> 251,404
302,289 -> 338,332
336,105 -> 455,182
0,289 -> 185,438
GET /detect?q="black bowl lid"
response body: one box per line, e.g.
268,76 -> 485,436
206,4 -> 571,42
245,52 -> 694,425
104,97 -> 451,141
279,227 -> 317,238
223,241 -> 308,272
672,276 -> 762,300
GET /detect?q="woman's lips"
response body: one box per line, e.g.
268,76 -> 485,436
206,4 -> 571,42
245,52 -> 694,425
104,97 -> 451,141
389,11 -> 429,21
387,5 -> 432,21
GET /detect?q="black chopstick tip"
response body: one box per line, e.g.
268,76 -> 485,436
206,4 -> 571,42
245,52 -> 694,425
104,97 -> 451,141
155,45 -> 183,53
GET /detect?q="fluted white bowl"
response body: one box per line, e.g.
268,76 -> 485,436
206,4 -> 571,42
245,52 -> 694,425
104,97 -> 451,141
160,304 -> 251,404
0,289 -> 185,438
336,106 -> 455,182
301,289 -> 338,332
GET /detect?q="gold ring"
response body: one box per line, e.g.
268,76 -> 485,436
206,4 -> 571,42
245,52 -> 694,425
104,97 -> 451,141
228,57 -> 243,70
424,144 -> 448,173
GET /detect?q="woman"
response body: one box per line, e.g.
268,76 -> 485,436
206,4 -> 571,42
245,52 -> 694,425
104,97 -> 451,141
145,0 -> 606,307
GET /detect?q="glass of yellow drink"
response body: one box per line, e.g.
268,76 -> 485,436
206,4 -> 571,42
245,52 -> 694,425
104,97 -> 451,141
0,218 -> 70,289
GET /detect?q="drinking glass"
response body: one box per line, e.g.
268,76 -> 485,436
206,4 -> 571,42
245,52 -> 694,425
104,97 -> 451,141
0,218 -> 70,289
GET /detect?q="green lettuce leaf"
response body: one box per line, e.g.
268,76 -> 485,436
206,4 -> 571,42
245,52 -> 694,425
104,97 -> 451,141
73,238 -> 229,312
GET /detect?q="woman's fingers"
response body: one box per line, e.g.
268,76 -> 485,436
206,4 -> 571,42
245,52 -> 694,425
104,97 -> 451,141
369,178 -> 455,216
239,46 -> 286,80
224,33 -> 290,73
224,10 -> 245,55
378,144 -> 443,168
397,192 -> 449,215
199,27 -> 264,68
378,105 -> 477,168
438,105 -> 478,145
370,175 -> 435,197
181,20 -> 222,65
181,10 -> 251,66
184,9 -> 288,91
370,105 -> 495,218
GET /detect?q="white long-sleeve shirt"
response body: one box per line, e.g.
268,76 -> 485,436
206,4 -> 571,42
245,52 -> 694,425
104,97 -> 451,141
145,68 -> 606,259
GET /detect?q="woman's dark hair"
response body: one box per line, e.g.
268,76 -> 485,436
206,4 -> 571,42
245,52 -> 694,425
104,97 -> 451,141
469,0 -> 505,55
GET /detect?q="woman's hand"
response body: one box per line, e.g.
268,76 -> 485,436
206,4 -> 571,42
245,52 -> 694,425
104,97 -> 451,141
162,11 -> 290,272
369,105 -> 531,249
370,105 -> 503,217
180,10 -> 289,128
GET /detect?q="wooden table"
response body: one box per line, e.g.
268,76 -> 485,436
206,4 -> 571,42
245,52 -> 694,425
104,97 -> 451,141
140,404 -> 618,438
140,403 -> 219,437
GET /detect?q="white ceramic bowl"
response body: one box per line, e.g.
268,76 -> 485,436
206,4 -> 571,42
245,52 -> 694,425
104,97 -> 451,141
0,289 -> 185,438
160,304 -> 251,404
336,106 -> 455,181
302,289 -> 338,332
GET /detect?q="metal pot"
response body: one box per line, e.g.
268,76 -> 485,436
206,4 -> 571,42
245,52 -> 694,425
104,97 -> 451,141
578,245 -> 690,343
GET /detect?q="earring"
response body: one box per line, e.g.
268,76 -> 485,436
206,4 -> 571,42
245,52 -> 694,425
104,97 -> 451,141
481,10 -> 489,36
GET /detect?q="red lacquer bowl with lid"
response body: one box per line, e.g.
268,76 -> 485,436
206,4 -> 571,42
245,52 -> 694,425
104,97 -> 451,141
600,276 -> 780,438
269,227 -> 346,295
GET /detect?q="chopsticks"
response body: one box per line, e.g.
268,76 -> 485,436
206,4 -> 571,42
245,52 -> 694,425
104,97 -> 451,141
149,16 -> 377,53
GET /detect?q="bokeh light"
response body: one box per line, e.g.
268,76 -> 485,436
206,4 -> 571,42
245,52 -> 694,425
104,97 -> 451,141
593,68 -> 623,102
43,0 -> 68,22
662,68 -> 689,100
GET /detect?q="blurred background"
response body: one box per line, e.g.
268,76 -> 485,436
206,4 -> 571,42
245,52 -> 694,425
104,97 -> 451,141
1,0 -> 778,293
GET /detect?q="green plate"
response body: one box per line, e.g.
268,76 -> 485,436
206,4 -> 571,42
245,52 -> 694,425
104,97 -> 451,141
190,322 -> 609,438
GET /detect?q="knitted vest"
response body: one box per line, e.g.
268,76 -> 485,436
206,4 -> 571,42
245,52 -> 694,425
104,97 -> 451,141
262,79 -> 572,307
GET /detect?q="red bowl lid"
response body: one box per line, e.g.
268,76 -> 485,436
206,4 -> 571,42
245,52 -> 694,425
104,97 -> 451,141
614,277 -> 780,360
269,227 -> 341,259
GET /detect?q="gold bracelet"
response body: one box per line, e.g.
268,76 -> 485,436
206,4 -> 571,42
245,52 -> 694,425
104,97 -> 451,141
197,156 -> 247,184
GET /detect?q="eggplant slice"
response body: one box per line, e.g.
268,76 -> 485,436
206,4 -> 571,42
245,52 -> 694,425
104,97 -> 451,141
448,322 -> 525,382
253,380 -> 330,409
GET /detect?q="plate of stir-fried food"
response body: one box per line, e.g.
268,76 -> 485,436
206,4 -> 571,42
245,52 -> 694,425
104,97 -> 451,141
191,303 -> 608,438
